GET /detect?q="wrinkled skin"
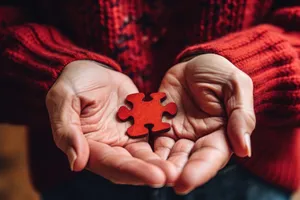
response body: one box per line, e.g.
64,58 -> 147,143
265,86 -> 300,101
46,54 -> 256,194
155,54 -> 256,193
46,60 -> 177,187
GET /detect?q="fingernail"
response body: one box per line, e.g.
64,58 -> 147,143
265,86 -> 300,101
66,147 -> 77,171
166,183 -> 174,187
244,133 -> 252,157
151,183 -> 164,188
173,185 -> 191,195
175,189 -> 190,196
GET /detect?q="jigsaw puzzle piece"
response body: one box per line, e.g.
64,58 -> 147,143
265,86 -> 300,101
150,92 -> 166,101
117,92 -> 178,137
150,92 -> 177,116
151,101 -> 177,133
117,106 -> 131,121
117,93 -> 145,121
164,102 -> 177,116
126,93 -> 145,104
152,122 -> 171,133
127,123 -> 149,137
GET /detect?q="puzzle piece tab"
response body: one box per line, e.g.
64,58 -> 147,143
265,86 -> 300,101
117,92 -> 177,137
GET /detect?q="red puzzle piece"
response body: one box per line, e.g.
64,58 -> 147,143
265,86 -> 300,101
117,92 -> 177,137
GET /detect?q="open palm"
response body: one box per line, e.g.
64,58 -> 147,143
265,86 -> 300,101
155,54 -> 256,194
46,61 -> 176,187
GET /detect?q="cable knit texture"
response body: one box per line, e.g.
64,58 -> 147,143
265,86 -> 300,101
0,0 -> 300,192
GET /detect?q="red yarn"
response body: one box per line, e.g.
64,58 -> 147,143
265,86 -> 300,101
0,0 -> 300,192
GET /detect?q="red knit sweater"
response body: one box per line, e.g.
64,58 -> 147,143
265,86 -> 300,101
0,0 -> 300,193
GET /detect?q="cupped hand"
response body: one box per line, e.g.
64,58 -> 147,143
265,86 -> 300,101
155,54 -> 256,194
46,60 -> 176,187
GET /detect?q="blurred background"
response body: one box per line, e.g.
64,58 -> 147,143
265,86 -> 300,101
0,123 -> 299,200
0,124 -> 39,200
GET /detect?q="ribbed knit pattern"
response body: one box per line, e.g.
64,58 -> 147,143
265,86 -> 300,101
0,0 -> 300,192
238,127 -> 300,191
0,24 -> 121,92
176,25 -> 300,127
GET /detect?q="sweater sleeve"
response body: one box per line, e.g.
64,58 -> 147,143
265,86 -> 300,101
0,5 -> 121,124
176,6 -> 300,128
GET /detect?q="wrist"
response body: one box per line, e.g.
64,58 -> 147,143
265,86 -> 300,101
67,60 -> 114,71
179,53 -> 218,63
186,53 -> 238,71
86,60 -> 115,71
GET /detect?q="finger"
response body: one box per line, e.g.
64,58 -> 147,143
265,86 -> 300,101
174,131 -> 231,195
153,136 -> 175,160
46,87 -> 89,172
225,70 -> 256,157
88,140 -> 166,187
126,141 -> 178,185
166,139 -> 194,172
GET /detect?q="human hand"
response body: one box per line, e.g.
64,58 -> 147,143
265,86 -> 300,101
155,54 -> 256,194
46,60 -> 176,187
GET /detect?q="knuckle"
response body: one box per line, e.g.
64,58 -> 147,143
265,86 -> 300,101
52,126 -> 74,152
241,73 -> 253,89
52,126 -> 65,147
229,69 -> 248,82
247,111 -> 257,130
46,89 -> 75,113
45,88 -> 57,107
240,108 -> 256,131
228,70 -> 253,93
238,71 -> 253,89
46,82 -> 75,108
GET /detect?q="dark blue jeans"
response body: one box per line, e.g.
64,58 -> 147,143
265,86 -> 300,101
42,163 -> 291,200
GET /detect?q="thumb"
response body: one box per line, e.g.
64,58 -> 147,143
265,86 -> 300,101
225,71 -> 256,158
46,87 -> 89,171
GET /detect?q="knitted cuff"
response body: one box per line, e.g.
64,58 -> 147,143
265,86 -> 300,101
0,23 -> 121,92
176,25 -> 300,127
